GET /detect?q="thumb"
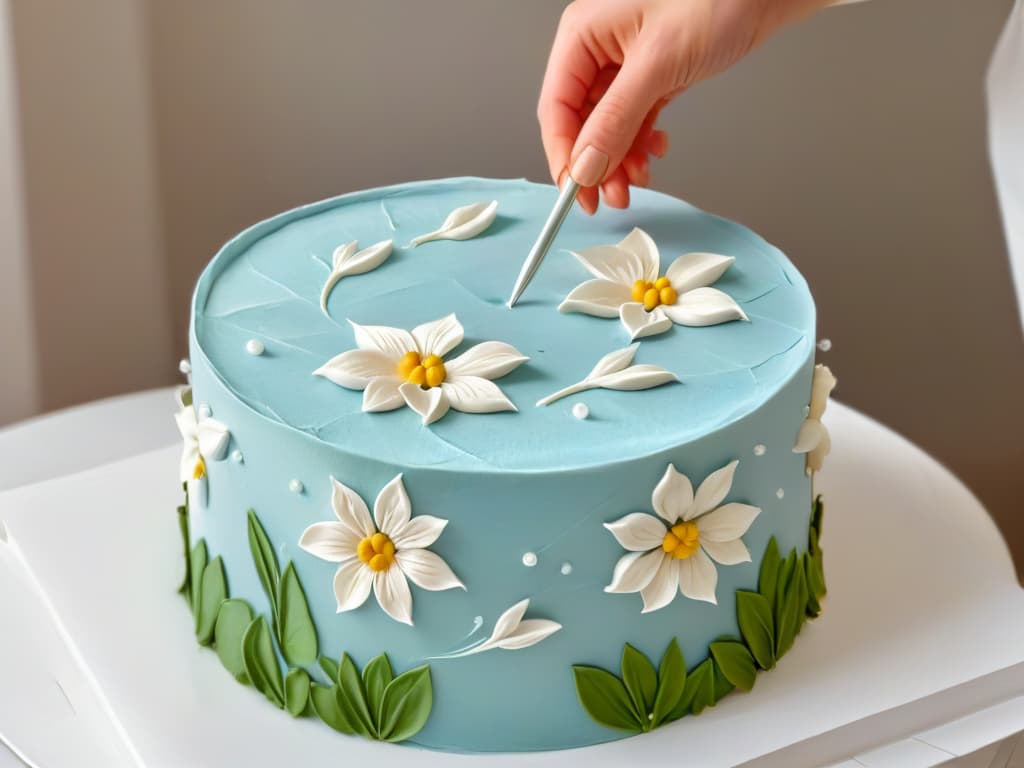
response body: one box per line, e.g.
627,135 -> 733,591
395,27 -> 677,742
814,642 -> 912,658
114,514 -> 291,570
569,53 -> 665,188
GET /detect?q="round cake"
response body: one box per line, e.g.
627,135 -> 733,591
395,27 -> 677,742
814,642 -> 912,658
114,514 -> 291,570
176,177 -> 833,753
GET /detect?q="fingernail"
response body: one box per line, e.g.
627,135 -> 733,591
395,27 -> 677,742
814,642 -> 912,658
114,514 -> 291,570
557,168 -> 569,189
570,145 -> 609,187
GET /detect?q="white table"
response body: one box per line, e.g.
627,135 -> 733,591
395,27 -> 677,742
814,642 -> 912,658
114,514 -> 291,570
0,389 -> 1021,768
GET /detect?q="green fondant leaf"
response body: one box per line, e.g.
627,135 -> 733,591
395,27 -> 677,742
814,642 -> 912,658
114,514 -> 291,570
196,557 -> 227,646
793,557 -> 810,635
675,658 -> 715,717
214,599 -> 253,683
808,550 -> 827,602
247,510 -> 280,626
736,591 -> 776,670
285,668 -> 311,717
620,643 -> 657,728
189,540 -> 208,621
709,641 -> 756,693
759,536 -> 780,605
811,495 -> 824,537
176,505 -> 190,597
776,556 -> 804,658
711,658 -> 736,702
377,665 -> 432,743
242,616 -> 285,708
337,654 -> 376,738
319,656 -> 340,685
650,638 -> 686,727
573,666 -> 644,732
774,550 -> 797,630
310,683 -> 356,735
277,563 -> 318,667
363,653 -> 394,725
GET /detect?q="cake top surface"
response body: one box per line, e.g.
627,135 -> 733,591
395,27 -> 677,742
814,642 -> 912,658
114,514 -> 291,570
193,177 -> 814,472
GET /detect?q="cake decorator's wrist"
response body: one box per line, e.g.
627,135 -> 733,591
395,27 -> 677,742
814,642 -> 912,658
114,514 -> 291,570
538,0 -> 831,215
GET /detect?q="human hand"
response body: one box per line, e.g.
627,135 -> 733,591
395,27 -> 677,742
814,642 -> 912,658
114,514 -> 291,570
538,0 -> 828,213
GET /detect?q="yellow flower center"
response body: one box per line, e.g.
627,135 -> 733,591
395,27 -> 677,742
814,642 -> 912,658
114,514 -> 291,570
357,531 -> 396,572
631,277 -> 677,312
192,456 -> 206,480
397,351 -> 447,388
662,522 -> 700,560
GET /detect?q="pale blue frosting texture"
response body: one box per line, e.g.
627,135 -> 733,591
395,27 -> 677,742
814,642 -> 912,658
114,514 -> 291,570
189,178 -> 817,752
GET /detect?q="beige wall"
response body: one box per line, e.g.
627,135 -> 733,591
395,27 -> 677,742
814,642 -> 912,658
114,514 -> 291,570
10,1 -> 1024,565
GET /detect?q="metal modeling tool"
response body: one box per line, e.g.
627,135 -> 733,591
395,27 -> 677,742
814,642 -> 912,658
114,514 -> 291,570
507,178 -> 581,308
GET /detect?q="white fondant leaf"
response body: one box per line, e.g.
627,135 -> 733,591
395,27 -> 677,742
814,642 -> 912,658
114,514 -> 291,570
592,364 -> 680,393
442,376 -> 516,414
361,377 -> 405,412
793,418 -> 826,454
445,341 -> 528,379
697,502 -> 760,543
651,464 -> 694,525
603,513 -> 667,552
586,343 -> 638,379
333,560 -> 374,613
315,349 -> 395,389
399,382 -> 450,426
196,418 -> 230,460
700,538 -> 752,566
661,287 -> 748,327
349,321 -> 416,360
640,555 -> 679,614
374,474 -> 412,535
491,599 -> 530,642
677,548 -> 718,605
331,240 -> 358,271
320,240 -> 393,315
690,460 -> 739,520
665,252 -> 735,294
412,314 -> 464,358
410,200 -> 498,246
373,567 -> 413,626
395,549 -> 464,592
299,522 -> 359,563
558,278 -> 632,318
620,302 -> 673,340
493,619 -> 562,650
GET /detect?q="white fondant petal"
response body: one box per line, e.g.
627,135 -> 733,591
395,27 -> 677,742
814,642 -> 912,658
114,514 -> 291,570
332,560 -> 374,613
661,288 -> 748,327
362,377 -> 405,412
596,364 -> 680,392
700,538 -> 752,566
810,364 -> 837,420
179,444 -> 200,484
620,227 -> 661,283
490,599 -> 530,641
374,567 -> 414,625
572,244 -> 645,285
412,314 -> 464,358
558,279 -> 632,318
651,464 -> 695,524
603,513 -> 668,551
605,549 -> 664,594
666,252 -> 735,294
390,514 -> 448,550
677,548 -> 718,604
299,522 -> 359,563
620,303 -> 673,340
587,344 -> 638,378
640,556 -> 680,614
373,474 -> 411,535
399,383 -> 451,425
690,460 -> 739,520
315,349 -> 396,389
493,619 -> 562,650
330,476 -> 375,538
410,200 -> 498,246
807,430 -> 831,472
348,321 -> 416,360
395,549 -> 464,592
442,376 -> 516,414
444,341 -> 528,380
793,419 -> 827,454
331,240 -> 358,271
697,502 -> 760,542
174,406 -> 198,440
196,419 -> 230,460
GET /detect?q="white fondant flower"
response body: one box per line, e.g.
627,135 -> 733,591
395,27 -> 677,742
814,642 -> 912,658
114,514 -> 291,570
604,461 -> 760,611
440,599 -> 562,658
320,239 -> 393,315
410,200 -> 498,246
536,343 -> 679,406
173,387 -> 229,484
793,364 -> 837,474
314,314 -> 528,426
559,227 -> 748,340
299,475 -> 464,626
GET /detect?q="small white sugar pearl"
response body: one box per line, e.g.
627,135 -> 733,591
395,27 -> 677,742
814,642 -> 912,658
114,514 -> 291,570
245,339 -> 265,356
522,552 -> 538,567
197,403 -> 213,419
776,488 -> 785,499
178,358 -> 192,375
231,450 -> 244,464
289,479 -> 304,494
817,338 -> 832,352
572,402 -> 590,420
753,444 -> 767,457
560,562 -> 573,576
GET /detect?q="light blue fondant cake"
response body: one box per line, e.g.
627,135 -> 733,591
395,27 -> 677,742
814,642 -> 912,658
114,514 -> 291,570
178,177 -> 833,753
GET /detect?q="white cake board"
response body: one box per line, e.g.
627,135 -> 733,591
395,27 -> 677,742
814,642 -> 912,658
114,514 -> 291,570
2,402 -> 1023,768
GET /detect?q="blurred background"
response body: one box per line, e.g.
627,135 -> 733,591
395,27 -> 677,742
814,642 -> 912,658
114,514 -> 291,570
0,0 -> 1021,570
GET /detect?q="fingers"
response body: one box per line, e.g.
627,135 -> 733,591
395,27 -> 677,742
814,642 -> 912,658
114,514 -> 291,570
601,167 -> 632,209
